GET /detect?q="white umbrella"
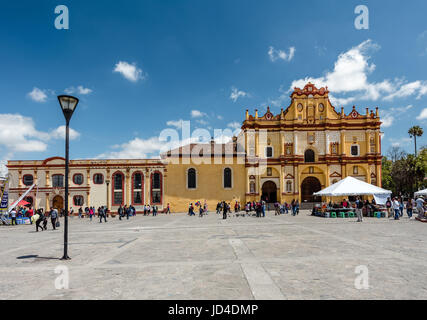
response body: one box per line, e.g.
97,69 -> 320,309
414,188 -> 427,197
314,176 -> 392,197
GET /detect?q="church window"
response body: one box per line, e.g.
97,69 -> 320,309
286,181 -> 292,192
265,147 -> 273,158
223,168 -> 232,188
351,145 -> 360,156
304,149 -> 315,163
187,168 -> 196,189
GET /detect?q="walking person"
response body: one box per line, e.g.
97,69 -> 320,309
406,198 -> 413,218
78,207 -> 83,219
392,197 -> 400,220
385,197 -> 392,218
166,203 -> 171,214
50,208 -> 58,230
118,205 -> 123,221
398,197 -> 404,217
415,196 -> 425,220
27,206 -> 34,225
35,210 -> 45,232
199,205 -> 204,217
355,196 -> 364,222
222,201 -> 227,220
262,201 -> 266,217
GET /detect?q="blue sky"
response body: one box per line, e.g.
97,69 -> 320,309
1,0 -> 426,162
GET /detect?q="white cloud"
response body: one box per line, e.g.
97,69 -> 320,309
227,122 -> 241,130
0,160 -> 7,177
196,119 -> 208,126
28,87 -> 48,103
384,81 -> 427,101
97,137 -> 164,159
230,87 -> 248,102
0,114 -> 48,153
389,137 -> 412,148
380,105 -> 414,128
288,40 -> 427,105
191,110 -> 207,118
268,46 -> 295,62
65,85 -> 93,95
166,119 -> 186,129
417,108 -> 427,120
381,114 -> 394,128
0,114 -> 82,160
49,125 -> 81,140
97,136 -> 198,159
113,61 -> 145,82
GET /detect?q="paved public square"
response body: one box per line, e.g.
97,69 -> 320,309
0,211 -> 426,300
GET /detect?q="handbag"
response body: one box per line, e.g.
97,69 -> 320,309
56,220 -> 60,228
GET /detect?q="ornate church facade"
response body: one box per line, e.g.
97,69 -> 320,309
7,83 -> 382,213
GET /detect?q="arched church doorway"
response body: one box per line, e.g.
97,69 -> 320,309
52,195 -> 64,210
262,181 -> 277,203
301,177 -> 322,203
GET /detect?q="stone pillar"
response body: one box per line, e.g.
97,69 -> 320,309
340,130 -> 346,155
280,131 -> 285,156
365,130 -> 371,154
376,164 -> 382,187
86,191 -> 90,208
279,165 -> 284,202
45,171 -> 50,187
45,193 -> 50,211
375,130 -> 380,154
293,131 -> 298,154
145,170 -> 150,205
325,165 -> 330,187
255,131 -> 259,157
325,131 -> 330,155
18,170 -> 22,188
125,168 -> 130,205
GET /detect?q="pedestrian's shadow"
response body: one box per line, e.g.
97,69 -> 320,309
16,255 -> 60,260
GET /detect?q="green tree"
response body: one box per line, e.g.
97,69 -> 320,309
382,146 -> 427,196
408,126 -> 424,156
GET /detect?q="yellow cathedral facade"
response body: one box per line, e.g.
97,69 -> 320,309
7,83 -> 383,213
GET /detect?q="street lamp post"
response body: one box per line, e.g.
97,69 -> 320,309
58,95 -> 79,260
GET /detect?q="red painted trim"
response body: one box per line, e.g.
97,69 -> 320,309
150,171 -> 162,205
22,174 -> 34,186
42,156 -> 65,165
72,173 -> 84,185
131,171 -> 144,205
73,195 -> 84,206
111,171 -> 124,206
92,173 -> 104,185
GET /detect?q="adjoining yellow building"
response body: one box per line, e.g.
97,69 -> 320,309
7,83 -> 382,213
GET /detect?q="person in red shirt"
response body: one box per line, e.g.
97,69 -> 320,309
27,207 -> 34,224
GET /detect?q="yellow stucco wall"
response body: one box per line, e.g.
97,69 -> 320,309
164,161 -> 246,212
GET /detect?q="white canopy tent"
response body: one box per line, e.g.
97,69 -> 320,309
414,188 -> 427,197
314,176 -> 392,204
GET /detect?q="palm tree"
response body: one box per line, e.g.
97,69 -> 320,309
408,126 -> 424,156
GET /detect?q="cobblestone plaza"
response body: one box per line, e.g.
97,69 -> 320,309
0,211 -> 426,300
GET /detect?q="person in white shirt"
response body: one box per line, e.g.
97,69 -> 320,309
10,208 -> 17,225
392,198 -> 400,220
